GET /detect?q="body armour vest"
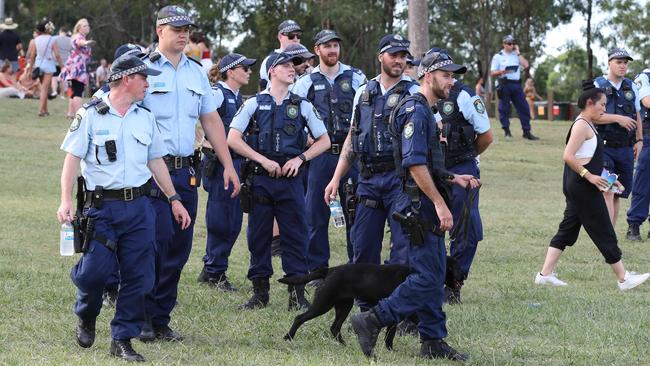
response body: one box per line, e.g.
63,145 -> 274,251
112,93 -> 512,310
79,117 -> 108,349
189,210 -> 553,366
352,79 -> 416,164
308,69 -> 356,144
638,72 -> 650,135
214,83 -> 243,135
437,82 -> 477,168
595,76 -> 637,145
246,93 -> 307,161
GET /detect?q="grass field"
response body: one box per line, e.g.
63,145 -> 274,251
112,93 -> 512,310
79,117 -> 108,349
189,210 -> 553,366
1,98 -> 650,366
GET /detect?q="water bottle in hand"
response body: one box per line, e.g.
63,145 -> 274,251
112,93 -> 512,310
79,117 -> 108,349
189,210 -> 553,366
329,199 -> 346,228
60,222 -> 75,256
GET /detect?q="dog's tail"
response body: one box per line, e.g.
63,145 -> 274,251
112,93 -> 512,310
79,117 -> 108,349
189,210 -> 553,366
278,267 -> 329,285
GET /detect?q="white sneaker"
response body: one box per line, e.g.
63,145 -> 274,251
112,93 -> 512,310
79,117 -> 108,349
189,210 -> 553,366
534,272 -> 568,286
618,271 -> 650,291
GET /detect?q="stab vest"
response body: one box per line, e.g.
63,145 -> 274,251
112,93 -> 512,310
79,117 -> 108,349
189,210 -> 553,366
307,69 -> 357,144
436,82 -> 477,168
595,76 -> 636,145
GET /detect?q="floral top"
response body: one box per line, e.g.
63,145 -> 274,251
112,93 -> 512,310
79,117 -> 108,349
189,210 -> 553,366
60,33 -> 92,85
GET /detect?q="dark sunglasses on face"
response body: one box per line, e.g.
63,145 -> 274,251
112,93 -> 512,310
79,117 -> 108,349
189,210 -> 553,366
236,65 -> 250,72
504,42 -> 514,46
283,32 -> 301,40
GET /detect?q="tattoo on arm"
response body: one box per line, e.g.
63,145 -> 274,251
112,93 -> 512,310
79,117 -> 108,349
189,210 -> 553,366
342,138 -> 356,164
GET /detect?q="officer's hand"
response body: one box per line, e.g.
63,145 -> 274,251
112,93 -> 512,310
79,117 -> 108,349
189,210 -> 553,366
634,140 -> 643,160
282,157 -> 303,178
451,174 -> 481,189
171,201 -> 192,230
57,200 -> 73,224
435,204 -> 453,231
262,158 -> 282,178
616,116 -> 636,131
324,180 -> 339,205
223,166 -> 241,198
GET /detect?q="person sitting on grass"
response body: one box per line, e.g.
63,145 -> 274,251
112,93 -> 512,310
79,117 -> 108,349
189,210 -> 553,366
535,80 -> 650,291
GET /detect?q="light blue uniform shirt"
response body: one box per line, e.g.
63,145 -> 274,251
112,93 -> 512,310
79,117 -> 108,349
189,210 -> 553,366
350,75 -> 420,126
141,50 -> 217,156
292,62 -> 367,98
230,89 -> 328,139
636,72 -> 650,102
490,50 -> 521,81
453,80 -> 491,134
60,94 -> 167,190
594,77 -> 641,112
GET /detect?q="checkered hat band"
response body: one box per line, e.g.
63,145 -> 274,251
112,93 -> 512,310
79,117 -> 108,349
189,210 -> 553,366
280,25 -> 301,33
610,51 -> 628,58
108,64 -> 147,82
220,56 -> 247,73
418,60 -> 453,78
157,16 -> 191,26
285,49 -> 307,56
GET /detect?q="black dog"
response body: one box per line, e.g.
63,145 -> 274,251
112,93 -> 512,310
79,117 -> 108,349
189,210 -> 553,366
279,257 -> 462,349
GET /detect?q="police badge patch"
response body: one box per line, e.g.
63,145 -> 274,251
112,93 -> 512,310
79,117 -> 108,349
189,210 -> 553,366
339,80 -> 351,92
624,90 -> 634,101
473,99 -> 486,114
403,121 -> 414,139
312,106 -> 322,120
69,114 -> 82,132
234,104 -> 244,117
387,94 -> 400,108
442,102 -> 454,115
287,105 -> 299,119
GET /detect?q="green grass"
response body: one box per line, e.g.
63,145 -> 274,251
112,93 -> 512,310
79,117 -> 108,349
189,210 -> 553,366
1,98 -> 649,365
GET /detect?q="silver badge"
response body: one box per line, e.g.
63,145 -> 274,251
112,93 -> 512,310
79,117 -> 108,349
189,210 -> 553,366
624,90 -> 634,101
394,35 -> 403,41
339,80 -> 351,92
403,121 -> 414,139
387,94 -> 400,108
442,101 -> 454,115
287,105 -> 299,119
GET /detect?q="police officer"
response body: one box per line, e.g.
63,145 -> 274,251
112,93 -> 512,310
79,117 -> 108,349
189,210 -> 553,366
93,44 -> 146,101
197,53 -> 256,291
350,48 -> 477,361
490,35 -> 538,140
405,55 -> 420,80
325,34 -> 419,273
227,52 -> 331,310
259,19 -> 302,90
293,29 -> 366,271
56,55 -> 191,362
627,69 -> 650,240
139,6 -> 240,342
434,48 -> 493,303
284,43 -> 314,80
591,48 -> 642,231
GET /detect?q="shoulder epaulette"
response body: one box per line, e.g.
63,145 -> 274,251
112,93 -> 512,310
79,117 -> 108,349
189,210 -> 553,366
82,98 -> 103,110
137,104 -> 151,112
144,51 -> 161,62
187,56 -> 202,67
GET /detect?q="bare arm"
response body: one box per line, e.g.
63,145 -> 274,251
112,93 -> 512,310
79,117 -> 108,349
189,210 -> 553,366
201,111 -> 240,195
56,154 -> 81,223
324,129 -> 355,204
227,128 -> 281,178
281,133 -> 331,177
474,130 -> 494,155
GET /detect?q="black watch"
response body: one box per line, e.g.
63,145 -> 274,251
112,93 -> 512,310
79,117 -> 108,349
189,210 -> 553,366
168,193 -> 182,203
298,153 -> 307,162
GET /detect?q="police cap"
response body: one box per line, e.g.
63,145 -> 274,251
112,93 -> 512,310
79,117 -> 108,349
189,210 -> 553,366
378,34 -> 411,56
608,48 -> 633,62
114,44 -> 144,60
284,43 -> 315,60
278,20 -> 301,34
108,55 -> 161,82
314,29 -> 342,46
267,52 -> 304,69
219,53 -> 257,73
156,5 -> 195,27
502,34 -> 515,43
417,47 -> 467,79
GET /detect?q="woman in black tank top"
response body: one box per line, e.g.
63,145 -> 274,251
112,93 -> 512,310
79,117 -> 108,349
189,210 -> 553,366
534,82 -> 649,291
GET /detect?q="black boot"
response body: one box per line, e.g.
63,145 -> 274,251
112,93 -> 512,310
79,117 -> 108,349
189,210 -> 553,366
138,314 -> 155,342
523,130 -> 539,140
110,339 -> 145,362
627,224 -> 642,241
350,310 -> 384,357
198,269 -> 238,292
153,324 -> 184,342
420,339 -> 470,361
75,317 -> 96,348
287,284 -> 310,311
238,278 -> 270,310
444,286 -> 462,305
503,127 -> 513,139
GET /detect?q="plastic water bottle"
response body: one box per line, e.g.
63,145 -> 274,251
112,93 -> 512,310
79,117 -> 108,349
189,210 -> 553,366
329,199 -> 346,228
60,222 -> 75,256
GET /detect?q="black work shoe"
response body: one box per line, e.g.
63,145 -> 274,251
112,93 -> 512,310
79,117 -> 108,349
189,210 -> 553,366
287,284 -> 311,311
504,128 -> 513,139
154,325 -> 184,342
271,235 -> 282,257
350,310 -> 383,357
420,339 -> 470,361
627,224 -> 642,241
239,278 -> 270,310
102,288 -> 118,308
522,130 -> 540,140
110,339 -> 145,362
138,316 -> 156,343
75,318 -> 96,348
198,270 -> 238,292
444,286 -> 462,305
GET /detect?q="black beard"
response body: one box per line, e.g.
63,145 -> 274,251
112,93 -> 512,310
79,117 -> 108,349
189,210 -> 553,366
382,62 -> 403,78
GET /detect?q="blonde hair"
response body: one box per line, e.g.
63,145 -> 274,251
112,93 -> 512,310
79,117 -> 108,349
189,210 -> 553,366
72,18 -> 88,35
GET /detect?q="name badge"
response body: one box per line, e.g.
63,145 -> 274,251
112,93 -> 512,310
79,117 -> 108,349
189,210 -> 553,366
259,104 -> 272,111
153,82 -> 166,88
94,129 -> 110,135
228,98 -> 235,104
314,84 -> 326,91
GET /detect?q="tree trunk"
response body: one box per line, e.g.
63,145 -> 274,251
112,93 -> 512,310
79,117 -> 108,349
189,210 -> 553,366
408,0 -> 429,59
586,0 -> 593,79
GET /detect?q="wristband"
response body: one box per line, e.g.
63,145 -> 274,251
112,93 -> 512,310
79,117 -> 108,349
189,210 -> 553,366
298,153 -> 307,162
168,193 -> 182,203
579,168 -> 588,178
636,139 -> 643,143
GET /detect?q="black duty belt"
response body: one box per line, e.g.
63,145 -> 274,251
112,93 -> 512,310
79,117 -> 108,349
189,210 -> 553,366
361,160 -> 396,175
163,155 -> 193,170
86,182 -> 150,202
201,146 -> 240,160
329,143 -> 341,155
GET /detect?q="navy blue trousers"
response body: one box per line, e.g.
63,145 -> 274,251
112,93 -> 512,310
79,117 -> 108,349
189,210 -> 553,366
145,167 -> 198,327
201,158 -> 243,276
448,159 -> 483,278
247,174 -> 309,279
305,152 -> 358,270
498,81 -> 531,132
627,137 -> 650,225
71,197 -> 155,340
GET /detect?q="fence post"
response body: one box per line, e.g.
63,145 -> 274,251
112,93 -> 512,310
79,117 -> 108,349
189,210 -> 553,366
547,89 -> 554,122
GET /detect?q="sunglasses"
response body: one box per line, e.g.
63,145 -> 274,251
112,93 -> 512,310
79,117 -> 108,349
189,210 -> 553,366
236,65 -> 251,72
504,42 -> 514,46
283,32 -> 301,40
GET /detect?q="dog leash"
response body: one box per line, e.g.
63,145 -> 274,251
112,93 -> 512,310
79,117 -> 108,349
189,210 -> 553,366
448,185 -> 478,252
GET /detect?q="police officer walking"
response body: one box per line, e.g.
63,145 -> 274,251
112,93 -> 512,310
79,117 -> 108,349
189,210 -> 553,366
434,48 -> 493,303
592,48 -> 642,230
490,35 -> 538,140
198,53 -> 256,291
627,69 -> 650,240
139,6 -> 240,342
259,19 -> 302,90
293,29 -> 366,271
228,52 -> 331,310
325,34 -> 419,272
350,48 -> 478,362
57,55 -> 191,362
